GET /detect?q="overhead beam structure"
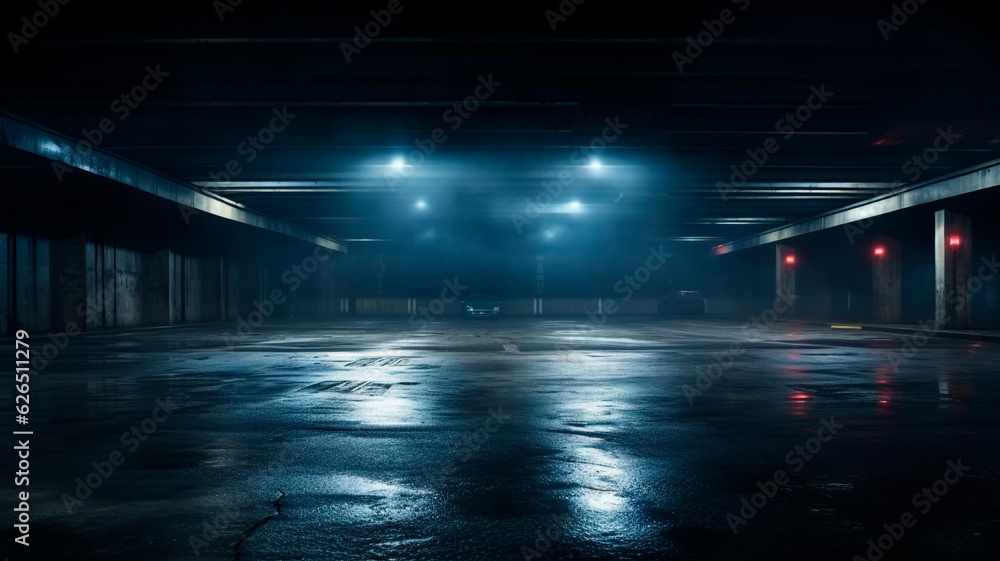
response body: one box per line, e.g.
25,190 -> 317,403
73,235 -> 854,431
0,113 -> 346,253
713,158 -> 1000,255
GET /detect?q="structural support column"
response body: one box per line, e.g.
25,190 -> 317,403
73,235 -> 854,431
144,248 -> 171,327
935,210 -> 971,329
872,236 -> 901,323
224,258 -> 241,321
776,244 -> 796,316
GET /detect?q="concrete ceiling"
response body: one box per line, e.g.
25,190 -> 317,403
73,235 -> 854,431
3,0 -> 999,250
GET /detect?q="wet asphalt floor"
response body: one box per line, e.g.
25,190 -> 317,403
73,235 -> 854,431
3,317 -> 999,560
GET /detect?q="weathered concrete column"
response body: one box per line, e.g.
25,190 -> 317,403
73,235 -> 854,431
53,234 -> 87,329
13,234 -> 51,332
775,244 -> 796,316
143,248 -> 172,326
935,210 -> 971,329
224,258 -> 242,321
183,253 -> 203,323
872,236 -> 901,323
315,256 -> 338,315
169,245 -> 183,325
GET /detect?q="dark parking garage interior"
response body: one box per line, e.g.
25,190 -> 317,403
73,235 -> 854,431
2,1 -> 1000,560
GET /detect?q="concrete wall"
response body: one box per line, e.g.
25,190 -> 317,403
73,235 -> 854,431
0,181 -> 345,336
15,234 -> 52,333
350,297 -> 675,317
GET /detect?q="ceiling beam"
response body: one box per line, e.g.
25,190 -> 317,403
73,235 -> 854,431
0,112 -> 346,253
713,158 -> 1000,255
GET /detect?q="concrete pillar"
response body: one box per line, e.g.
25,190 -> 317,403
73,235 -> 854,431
935,210 -> 972,329
169,247 -> 183,325
872,236 -> 901,323
199,255 -> 222,322
98,226 -> 117,328
143,248 -> 171,326
224,258 -> 241,320
183,253 -> 203,323
315,256 -> 337,315
54,234 -> 87,329
775,244 -> 796,316
116,242 -> 145,327
15,234 -> 51,332
84,222 -> 113,330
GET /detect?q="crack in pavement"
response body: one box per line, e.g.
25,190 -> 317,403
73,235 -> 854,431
231,491 -> 286,561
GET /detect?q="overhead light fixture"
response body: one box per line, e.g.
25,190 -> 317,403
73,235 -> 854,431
415,200 -> 427,210
391,157 -> 406,169
588,159 -> 602,170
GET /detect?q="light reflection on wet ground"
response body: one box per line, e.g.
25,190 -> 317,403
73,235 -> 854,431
4,317 -> 999,560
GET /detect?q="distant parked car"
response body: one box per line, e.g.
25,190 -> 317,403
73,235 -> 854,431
658,291 -> 706,316
463,294 -> 502,318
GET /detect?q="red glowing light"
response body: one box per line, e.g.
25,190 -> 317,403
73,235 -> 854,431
874,246 -> 885,256
785,255 -> 796,265
949,236 -> 961,247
